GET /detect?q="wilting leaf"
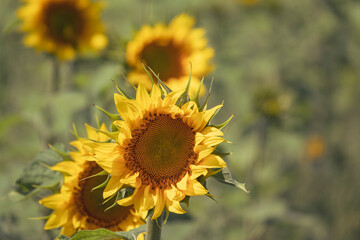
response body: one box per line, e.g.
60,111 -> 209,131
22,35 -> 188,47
13,149 -> 63,199
211,167 -> 249,193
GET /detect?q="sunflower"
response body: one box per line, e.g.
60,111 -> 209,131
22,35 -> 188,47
126,14 -> 214,96
39,123 -> 144,237
17,0 -> 108,60
305,135 -> 326,161
85,83 -> 227,220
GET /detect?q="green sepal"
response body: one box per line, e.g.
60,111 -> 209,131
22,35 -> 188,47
112,80 -> 132,99
193,77 -> 204,107
212,149 -> 232,157
85,124 -> 118,141
141,62 -> 155,85
79,170 -> 107,182
205,192 -> 218,203
178,63 -> 192,106
199,77 -> 214,112
62,225 -> 146,240
91,174 -> 110,192
104,191 -> 121,212
211,167 -> 249,193
93,104 -> 120,123
102,187 -> 135,210
207,100 -> 224,126
147,66 -> 173,95
48,144 -> 70,160
124,74 -> 138,95
72,123 -> 80,139
211,114 -> 235,130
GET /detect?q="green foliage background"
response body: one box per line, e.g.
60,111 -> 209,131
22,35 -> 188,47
1,0 -> 360,239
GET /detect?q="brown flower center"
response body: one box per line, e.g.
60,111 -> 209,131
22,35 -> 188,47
43,2 -> 84,44
74,162 -> 132,230
141,41 -> 184,82
125,113 -> 197,189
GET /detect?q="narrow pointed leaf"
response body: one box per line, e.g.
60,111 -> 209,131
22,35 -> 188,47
212,114 -> 235,130
141,62 -> 155,85
91,175 -> 110,192
200,77 -> 214,111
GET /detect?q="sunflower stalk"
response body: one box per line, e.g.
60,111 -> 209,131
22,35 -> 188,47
146,209 -> 164,240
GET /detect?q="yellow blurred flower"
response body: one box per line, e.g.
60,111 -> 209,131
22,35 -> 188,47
17,0 -> 108,60
126,14 -> 214,96
39,123 -> 144,237
85,84 -> 227,219
305,135 -> 326,160
252,87 -> 291,119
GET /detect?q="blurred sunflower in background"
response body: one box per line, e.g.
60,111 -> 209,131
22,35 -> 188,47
85,84 -> 227,219
305,134 -> 326,161
39,123 -> 144,237
126,14 -> 214,96
17,0 -> 108,60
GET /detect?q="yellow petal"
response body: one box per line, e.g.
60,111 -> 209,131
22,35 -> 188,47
50,161 -> 78,175
151,84 -> 162,101
201,127 -> 224,137
152,188 -> 165,219
182,179 -> 208,196
44,210 -> 67,229
136,83 -> 150,109
60,222 -> 77,237
199,105 -> 222,130
197,154 -> 227,168
139,185 -> 156,212
166,199 -> 186,214
194,145 -> 214,161
117,195 -> 135,206
189,165 -> 208,179
202,136 -> 224,147
39,194 -> 66,209
176,173 -> 189,191
103,176 -> 123,199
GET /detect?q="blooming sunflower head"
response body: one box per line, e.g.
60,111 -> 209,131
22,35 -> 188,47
85,82 -> 237,220
17,0 -> 108,60
39,123 -> 144,237
126,14 -> 214,96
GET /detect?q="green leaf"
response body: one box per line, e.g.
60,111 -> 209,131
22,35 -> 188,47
13,149 -> 63,198
58,235 -> 71,240
211,167 -> 249,193
68,225 -> 146,240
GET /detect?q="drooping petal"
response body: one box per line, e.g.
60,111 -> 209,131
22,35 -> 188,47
152,188 -> 165,219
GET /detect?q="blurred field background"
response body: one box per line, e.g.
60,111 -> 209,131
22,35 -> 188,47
1,0 -> 360,239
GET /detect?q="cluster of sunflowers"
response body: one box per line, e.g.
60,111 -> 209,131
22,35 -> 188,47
16,0 -> 246,239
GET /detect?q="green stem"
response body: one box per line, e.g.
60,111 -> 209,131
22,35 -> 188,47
146,209 -> 163,240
